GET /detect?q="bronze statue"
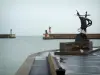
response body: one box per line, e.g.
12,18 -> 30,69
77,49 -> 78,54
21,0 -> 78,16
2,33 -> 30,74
75,10 -> 92,42
76,10 -> 92,33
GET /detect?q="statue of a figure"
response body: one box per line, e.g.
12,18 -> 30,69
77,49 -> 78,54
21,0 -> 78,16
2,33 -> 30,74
76,10 -> 92,33
75,11 -> 92,42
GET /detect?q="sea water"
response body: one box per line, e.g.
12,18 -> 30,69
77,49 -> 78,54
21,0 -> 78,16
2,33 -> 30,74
0,36 -> 100,75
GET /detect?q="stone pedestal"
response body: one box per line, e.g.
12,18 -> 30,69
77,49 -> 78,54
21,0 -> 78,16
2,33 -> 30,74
60,41 -> 93,52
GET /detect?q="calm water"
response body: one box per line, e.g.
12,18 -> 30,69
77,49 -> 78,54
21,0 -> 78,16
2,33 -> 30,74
0,36 -> 100,75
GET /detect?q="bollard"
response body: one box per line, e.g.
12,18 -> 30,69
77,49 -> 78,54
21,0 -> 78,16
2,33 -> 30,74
56,67 -> 65,75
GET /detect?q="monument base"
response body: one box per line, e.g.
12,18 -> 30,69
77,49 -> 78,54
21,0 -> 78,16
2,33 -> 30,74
58,41 -> 93,55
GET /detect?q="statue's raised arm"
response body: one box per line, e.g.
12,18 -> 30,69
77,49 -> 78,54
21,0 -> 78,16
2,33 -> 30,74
76,10 -> 80,17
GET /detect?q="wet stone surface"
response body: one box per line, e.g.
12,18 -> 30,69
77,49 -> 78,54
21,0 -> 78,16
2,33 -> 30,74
57,51 -> 100,75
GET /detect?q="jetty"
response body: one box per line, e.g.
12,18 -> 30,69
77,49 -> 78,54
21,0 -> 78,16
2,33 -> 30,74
15,49 -> 100,75
43,34 -> 100,39
0,29 -> 16,38
0,34 -> 16,38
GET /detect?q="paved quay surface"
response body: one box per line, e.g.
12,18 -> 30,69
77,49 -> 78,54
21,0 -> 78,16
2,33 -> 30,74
56,50 -> 100,75
15,49 -> 100,75
29,59 -> 50,75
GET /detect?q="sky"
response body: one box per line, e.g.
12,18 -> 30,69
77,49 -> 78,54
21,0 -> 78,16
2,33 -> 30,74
0,0 -> 100,36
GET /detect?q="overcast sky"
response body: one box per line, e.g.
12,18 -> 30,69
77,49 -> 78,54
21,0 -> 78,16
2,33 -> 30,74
0,0 -> 100,36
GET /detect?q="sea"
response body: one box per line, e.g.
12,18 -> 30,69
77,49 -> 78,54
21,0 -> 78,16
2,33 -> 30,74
0,36 -> 100,75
